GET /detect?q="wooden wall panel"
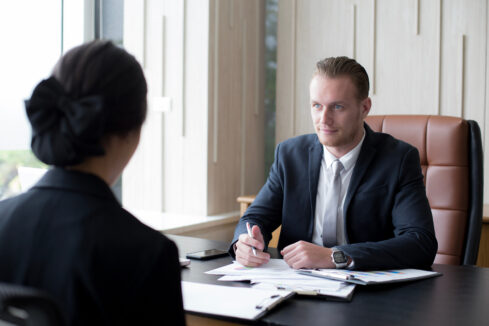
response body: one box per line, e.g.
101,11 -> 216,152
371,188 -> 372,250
440,0 -> 486,124
181,0 -> 210,215
294,0 -> 352,137
374,0 -> 439,115
207,0 -> 265,215
124,0 -> 265,218
441,0 -> 487,203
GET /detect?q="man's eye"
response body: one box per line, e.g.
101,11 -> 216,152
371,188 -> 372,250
313,103 -> 321,109
334,104 -> 344,110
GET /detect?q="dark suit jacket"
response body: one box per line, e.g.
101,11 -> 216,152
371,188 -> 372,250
0,168 -> 185,325
232,124 -> 438,270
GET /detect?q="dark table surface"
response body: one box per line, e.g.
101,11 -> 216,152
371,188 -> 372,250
170,234 -> 489,326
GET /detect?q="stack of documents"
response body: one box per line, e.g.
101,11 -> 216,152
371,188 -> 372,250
206,259 -> 356,301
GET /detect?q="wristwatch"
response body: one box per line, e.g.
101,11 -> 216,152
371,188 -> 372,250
331,249 -> 349,269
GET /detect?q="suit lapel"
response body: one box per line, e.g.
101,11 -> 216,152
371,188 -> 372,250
308,140 -> 323,238
343,124 -> 377,223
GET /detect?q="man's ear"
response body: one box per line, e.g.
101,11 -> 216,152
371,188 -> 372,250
361,97 -> 372,118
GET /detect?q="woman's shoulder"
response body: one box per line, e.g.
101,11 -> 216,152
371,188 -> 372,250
89,204 -> 175,250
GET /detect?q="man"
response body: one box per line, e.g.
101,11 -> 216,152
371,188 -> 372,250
230,56 -> 437,270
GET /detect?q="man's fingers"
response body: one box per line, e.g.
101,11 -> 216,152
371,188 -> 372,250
238,233 -> 265,250
284,252 -> 307,269
236,240 -> 269,259
282,246 -> 300,265
237,251 -> 269,265
251,225 -> 264,242
281,241 -> 299,256
236,244 -> 270,267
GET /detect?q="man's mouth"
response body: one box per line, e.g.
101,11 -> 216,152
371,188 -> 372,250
319,128 -> 338,134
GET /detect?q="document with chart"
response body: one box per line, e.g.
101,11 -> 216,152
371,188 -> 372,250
298,268 -> 442,285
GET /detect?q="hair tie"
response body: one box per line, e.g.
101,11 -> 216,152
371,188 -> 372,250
25,77 -> 106,166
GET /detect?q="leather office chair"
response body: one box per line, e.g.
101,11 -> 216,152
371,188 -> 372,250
238,115 -> 483,265
0,283 -> 65,325
365,115 -> 483,265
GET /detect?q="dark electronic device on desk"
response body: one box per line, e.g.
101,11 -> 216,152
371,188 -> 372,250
186,249 -> 228,260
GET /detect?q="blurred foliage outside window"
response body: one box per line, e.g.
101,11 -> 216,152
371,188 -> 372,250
0,151 -> 46,200
265,0 -> 277,178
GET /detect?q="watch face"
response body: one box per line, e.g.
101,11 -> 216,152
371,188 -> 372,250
333,251 -> 348,264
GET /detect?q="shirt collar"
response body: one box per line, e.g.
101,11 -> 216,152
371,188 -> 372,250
323,128 -> 366,172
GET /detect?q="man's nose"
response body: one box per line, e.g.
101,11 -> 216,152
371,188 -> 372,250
320,107 -> 333,124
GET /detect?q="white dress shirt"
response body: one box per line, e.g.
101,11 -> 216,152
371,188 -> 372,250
312,130 -> 366,246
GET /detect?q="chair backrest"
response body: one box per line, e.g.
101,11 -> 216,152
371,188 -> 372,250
365,115 -> 483,265
0,283 -> 65,326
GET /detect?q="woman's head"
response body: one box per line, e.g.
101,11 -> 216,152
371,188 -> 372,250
26,40 -> 147,166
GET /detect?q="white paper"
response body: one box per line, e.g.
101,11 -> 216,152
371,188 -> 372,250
218,272 -> 315,282
182,281 -> 293,320
206,259 -> 356,300
206,259 -> 292,276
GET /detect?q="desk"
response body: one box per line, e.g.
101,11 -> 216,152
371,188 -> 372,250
171,234 -> 489,326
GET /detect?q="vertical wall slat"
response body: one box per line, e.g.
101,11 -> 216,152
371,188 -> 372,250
213,1 -> 219,163
241,20 -> 247,195
372,0 -> 377,95
291,0 -> 297,136
415,0 -> 420,35
460,34 -> 466,118
352,4 -> 357,59
181,0 -> 186,136
436,0 -> 442,115
254,0 -> 260,117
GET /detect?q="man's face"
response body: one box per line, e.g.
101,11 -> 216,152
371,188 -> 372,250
310,75 -> 371,157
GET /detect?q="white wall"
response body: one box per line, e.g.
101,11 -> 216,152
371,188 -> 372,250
276,0 -> 489,203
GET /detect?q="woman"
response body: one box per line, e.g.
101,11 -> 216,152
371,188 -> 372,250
0,40 -> 185,325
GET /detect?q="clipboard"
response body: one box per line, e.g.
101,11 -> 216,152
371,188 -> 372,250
298,268 -> 442,285
182,281 -> 295,320
251,280 -> 356,302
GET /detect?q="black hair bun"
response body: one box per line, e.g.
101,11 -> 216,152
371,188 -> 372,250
26,77 -> 106,166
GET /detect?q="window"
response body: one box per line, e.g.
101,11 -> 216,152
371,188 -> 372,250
0,0 -> 121,200
0,0 -> 63,199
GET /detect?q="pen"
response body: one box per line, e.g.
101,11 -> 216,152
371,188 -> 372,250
324,272 -> 354,281
277,285 -> 319,296
300,269 -> 355,281
246,222 -> 257,256
314,270 -> 355,281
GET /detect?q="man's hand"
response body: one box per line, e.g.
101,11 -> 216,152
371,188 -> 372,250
281,241 -> 335,269
235,225 -> 270,267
